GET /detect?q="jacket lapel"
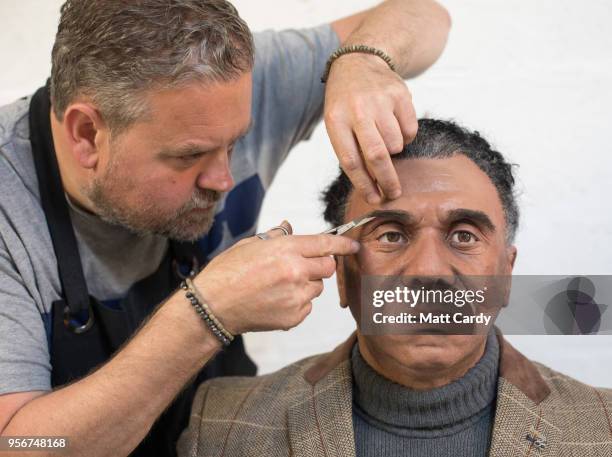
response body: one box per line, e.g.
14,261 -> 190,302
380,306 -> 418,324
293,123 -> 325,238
288,335 -> 357,457
488,379 -> 561,457
489,332 -> 560,457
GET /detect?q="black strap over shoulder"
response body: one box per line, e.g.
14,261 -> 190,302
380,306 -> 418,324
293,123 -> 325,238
29,84 -> 91,318
29,83 -> 257,457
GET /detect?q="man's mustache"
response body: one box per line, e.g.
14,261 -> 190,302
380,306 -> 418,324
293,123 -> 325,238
180,190 -> 222,212
403,277 -> 461,294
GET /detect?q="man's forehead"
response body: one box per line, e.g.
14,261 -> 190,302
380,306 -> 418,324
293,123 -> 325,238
345,155 -> 505,224
126,75 -> 253,149
393,155 -> 492,193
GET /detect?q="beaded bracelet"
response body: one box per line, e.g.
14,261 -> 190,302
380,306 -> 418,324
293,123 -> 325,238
320,44 -> 397,83
180,279 -> 234,347
185,278 -> 234,342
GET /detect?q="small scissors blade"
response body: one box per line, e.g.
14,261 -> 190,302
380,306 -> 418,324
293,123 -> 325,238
322,215 -> 376,236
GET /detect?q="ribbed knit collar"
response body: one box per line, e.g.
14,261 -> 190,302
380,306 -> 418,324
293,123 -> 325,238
351,332 -> 499,435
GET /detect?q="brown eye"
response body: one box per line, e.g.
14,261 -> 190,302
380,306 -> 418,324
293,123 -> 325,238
451,231 -> 477,244
377,231 -> 407,244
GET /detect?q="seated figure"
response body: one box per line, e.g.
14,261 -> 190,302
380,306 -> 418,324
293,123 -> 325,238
178,119 -> 612,457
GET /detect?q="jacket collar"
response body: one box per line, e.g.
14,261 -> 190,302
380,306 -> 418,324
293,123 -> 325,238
297,330 -> 559,457
304,328 -> 550,405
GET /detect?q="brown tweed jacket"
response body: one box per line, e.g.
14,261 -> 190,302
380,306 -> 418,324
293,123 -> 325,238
177,333 -> 612,457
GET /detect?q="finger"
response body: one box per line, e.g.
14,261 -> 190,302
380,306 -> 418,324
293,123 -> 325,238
295,234 -> 360,258
235,220 -> 292,248
289,300 -> 314,329
394,94 -> 418,145
256,220 -> 293,241
267,220 -> 293,238
354,120 -> 402,200
326,119 -> 381,204
300,301 -> 314,320
305,256 -> 337,280
375,113 -> 405,156
303,280 -> 324,301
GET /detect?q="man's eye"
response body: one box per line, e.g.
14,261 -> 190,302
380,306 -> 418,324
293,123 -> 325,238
377,231 -> 407,244
179,154 -> 202,161
450,230 -> 478,244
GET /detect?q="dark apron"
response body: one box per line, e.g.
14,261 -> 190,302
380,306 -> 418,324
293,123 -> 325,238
28,85 -> 256,457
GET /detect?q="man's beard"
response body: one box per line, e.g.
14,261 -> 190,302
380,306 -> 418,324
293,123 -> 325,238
87,162 -> 222,242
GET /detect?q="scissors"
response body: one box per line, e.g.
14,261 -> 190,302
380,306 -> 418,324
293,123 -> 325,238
322,214 -> 376,236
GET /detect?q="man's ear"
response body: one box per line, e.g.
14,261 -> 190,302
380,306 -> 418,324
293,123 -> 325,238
499,245 -> 518,308
507,245 -> 517,271
335,255 -> 349,308
61,103 -> 107,170
505,245 -> 517,276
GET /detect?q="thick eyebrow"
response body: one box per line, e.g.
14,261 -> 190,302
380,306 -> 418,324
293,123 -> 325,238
445,208 -> 496,233
363,209 -> 416,225
360,208 -> 496,233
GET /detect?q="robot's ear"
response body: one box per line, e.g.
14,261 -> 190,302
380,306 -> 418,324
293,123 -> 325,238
335,256 -> 349,308
507,245 -> 517,271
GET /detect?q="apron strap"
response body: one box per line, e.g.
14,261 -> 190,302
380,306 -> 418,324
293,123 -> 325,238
29,84 -> 91,319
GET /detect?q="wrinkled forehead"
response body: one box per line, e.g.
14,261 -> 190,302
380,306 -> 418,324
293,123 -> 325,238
345,155 -> 506,229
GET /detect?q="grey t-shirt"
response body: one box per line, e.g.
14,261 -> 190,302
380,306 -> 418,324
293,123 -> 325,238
0,24 -> 339,395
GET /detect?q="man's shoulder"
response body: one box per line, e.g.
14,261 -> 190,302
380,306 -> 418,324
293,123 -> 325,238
179,352 -> 329,456
0,93 -> 46,221
0,95 -> 38,196
0,96 -> 31,146
251,23 -> 335,54
532,361 -> 612,445
534,361 -> 612,402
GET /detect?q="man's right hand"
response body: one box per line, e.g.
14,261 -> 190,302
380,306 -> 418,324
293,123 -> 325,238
0,222 -> 358,456
192,221 -> 360,335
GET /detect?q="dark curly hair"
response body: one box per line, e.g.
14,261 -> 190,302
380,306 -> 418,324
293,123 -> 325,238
322,118 -> 520,243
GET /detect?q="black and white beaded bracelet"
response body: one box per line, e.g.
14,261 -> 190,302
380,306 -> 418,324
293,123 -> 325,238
180,280 -> 234,347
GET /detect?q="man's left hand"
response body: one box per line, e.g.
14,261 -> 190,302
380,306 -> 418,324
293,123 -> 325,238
324,53 -> 418,205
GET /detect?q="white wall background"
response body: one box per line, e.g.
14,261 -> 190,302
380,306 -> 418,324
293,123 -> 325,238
1,1 -> 610,387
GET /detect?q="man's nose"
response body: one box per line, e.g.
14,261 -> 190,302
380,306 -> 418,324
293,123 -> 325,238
196,149 -> 234,192
399,231 -> 454,278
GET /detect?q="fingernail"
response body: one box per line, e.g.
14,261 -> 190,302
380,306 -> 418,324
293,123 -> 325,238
351,241 -> 361,252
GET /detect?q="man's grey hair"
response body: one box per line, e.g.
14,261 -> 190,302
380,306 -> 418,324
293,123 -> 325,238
51,0 -> 254,134
322,118 -> 520,243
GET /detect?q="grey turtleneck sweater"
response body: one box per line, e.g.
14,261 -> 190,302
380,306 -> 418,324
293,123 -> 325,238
351,332 -> 499,457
